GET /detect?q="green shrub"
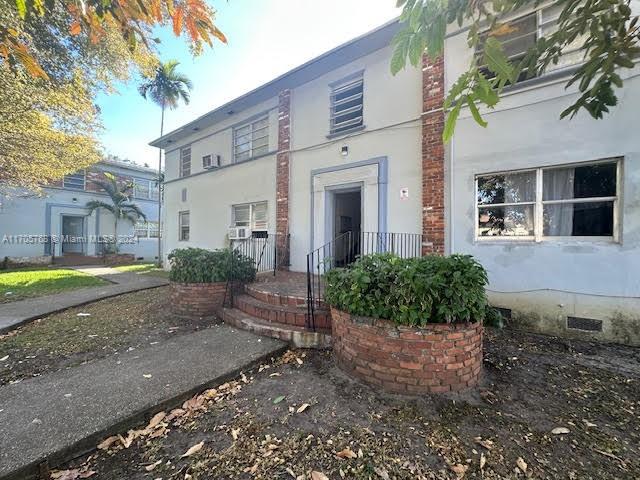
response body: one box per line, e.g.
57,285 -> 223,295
324,253 -> 489,325
168,248 -> 256,284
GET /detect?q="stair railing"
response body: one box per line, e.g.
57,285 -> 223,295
306,231 -> 425,331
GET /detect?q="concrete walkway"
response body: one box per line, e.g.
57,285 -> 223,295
0,266 -> 168,334
0,325 -> 286,480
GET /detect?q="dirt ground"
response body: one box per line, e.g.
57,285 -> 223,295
0,287 -> 214,386
58,329 -> 640,480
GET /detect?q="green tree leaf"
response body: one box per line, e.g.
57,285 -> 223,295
443,101 -> 463,143
467,97 -> 488,128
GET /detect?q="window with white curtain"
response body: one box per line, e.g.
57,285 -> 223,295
232,202 -> 268,231
476,159 -> 620,241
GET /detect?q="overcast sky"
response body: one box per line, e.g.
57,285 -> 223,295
96,0 -> 400,167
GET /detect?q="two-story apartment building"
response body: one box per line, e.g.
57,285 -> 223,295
0,159 -> 160,264
152,13 -> 640,345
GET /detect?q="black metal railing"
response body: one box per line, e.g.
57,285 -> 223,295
306,231 -> 424,330
224,232 -> 290,307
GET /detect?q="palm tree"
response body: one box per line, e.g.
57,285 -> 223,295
86,173 -> 146,253
139,60 -> 193,265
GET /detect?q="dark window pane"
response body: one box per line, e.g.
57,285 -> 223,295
478,205 -> 535,236
477,171 -> 535,205
544,163 -> 616,200
543,201 -> 614,236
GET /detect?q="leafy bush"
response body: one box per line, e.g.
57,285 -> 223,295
168,248 -> 256,284
324,253 -> 489,325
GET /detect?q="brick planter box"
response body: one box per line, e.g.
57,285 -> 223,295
331,308 -> 482,394
170,282 -> 227,317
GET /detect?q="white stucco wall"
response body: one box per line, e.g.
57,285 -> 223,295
445,21 -> 640,342
162,155 -> 277,262
163,98 -> 279,182
288,44 -> 423,271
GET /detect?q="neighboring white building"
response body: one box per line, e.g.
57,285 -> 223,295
152,15 -> 639,345
0,160 -> 160,264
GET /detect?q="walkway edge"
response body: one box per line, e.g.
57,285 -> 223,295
2,344 -> 288,480
0,283 -> 166,336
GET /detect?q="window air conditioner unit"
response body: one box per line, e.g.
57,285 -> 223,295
203,154 -> 221,169
228,226 -> 251,240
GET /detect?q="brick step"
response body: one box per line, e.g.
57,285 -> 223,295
245,283 -> 308,307
233,293 -> 331,331
220,307 -> 332,349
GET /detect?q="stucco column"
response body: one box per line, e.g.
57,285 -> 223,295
276,89 -> 291,268
421,55 -> 445,255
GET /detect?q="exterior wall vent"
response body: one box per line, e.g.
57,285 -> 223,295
181,188 -> 187,202
567,316 -> 603,332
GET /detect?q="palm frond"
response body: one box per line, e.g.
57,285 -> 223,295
121,203 -> 147,222
86,200 -> 115,216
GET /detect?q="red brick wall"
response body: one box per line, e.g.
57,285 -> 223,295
331,308 -> 483,394
170,282 -> 227,317
276,89 -> 291,268
422,55 -> 446,255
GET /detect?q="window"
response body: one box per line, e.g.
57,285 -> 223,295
202,154 -> 220,169
179,211 -> 190,241
133,179 -> 149,199
476,159 -> 620,241
234,117 -> 269,163
135,221 -> 159,239
180,147 -> 191,177
330,74 -> 364,135
63,171 -> 86,190
135,221 -> 149,238
232,202 -> 268,231
475,6 -> 585,82
148,221 -> 160,238
133,178 -> 159,200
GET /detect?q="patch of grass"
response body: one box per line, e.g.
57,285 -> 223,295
114,263 -> 169,279
0,286 -> 211,385
0,268 -> 107,303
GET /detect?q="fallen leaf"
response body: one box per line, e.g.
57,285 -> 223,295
118,434 -> 133,449
149,426 -> 168,439
97,435 -> 119,450
336,447 -> 357,459
374,466 -> 390,480
296,357 -> 303,365
51,469 -> 95,480
269,372 -> 282,377
583,419 -> 597,428
480,453 -> 486,470
143,374 -> 152,379
181,441 -> 204,458
311,472 -> 329,480
147,412 -> 166,430
0,355 -> 8,361
450,463 -> 468,477
145,460 -> 162,472
516,457 -> 528,473
551,427 -> 570,435
273,395 -> 285,404
475,437 -> 494,450
296,403 -> 310,414
231,428 -> 240,440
